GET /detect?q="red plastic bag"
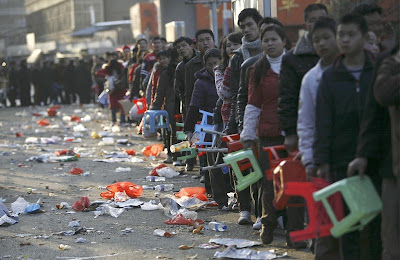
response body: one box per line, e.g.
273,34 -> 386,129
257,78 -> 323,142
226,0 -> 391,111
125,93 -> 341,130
70,115 -> 81,122
69,168 -> 83,175
37,119 -> 50,126
174,187 -> 208,201
125,149 -> 136,156
54,149 -> 76,156
141,143 -> 164,157
72,196 -> 90,211
164,213 -> 204,225
47,108 -> 57,117
149,164 -> 167,176
100,182 -> 143,199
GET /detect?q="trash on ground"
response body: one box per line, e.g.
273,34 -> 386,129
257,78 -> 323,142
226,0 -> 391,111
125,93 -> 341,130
199,243 -> 221,249
179,243 -> 195,250
140,201 -> 160,211
11,197 -> 30,214
153,229 -> 174,237
146,176 -> 166,182
72,196 -> 90,211
73,124 -> 87,132
112,199 -> 143,208
174,187 -> 208,201
214,246 -> 287,259
69,167 -> 84,175
208,238 -> 262,248
75,237 -> 86,243
58,244 -> 71,250
165,195 -> 208,211
69,220 -> 80,227
24,203 -> 41,213
164,213 -> 203,226
115,167 -> 131,172
0,202 -> 18,226
193,225 -> 203,234
56,202 -> 71,209
91,131 -> 102,139
141,143 -> 164,157
100,182 -> 143,199
93,158 -> 130,163
157,167 -> 180,178
125,149 -> 136,155
94,205 -> 124,218
149,164 -> 167,176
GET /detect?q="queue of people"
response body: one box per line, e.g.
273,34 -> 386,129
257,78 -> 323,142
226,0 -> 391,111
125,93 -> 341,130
0,2 -> 398,259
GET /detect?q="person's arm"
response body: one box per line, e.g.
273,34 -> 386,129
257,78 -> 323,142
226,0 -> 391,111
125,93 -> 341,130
174,63 -> 185,101
240,69 -> 261,146
225,54 -> 242,134
313,76 -> 333,180
373,54 -> 400,107
297,75 -> 315,168
151,71 -> 167,110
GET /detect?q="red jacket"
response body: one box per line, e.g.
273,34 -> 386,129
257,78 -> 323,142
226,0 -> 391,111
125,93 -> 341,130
248,67 -> 281,137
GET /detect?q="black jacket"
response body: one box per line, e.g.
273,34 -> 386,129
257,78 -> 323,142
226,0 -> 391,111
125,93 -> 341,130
278,33 -> 319,136
174,50 -> 196,104
357,52 -> 394,179
225,50 -> 244,134
184,53 -> 204,114
314,52 -> 375,173
236,53 -> 263,132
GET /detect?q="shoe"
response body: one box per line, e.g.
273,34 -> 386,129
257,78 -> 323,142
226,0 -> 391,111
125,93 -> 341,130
286,234 -> 307,249
253,217 -> 262,230
200,175 -> 205,183
185,164 -> 194,172
260,224 -> 275,244
163,156 -> 173,164
237,211 -> 252,225
173,161 -> 184,166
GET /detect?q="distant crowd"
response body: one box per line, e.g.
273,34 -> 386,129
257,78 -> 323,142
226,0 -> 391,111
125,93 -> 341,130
0,2 -> 399,259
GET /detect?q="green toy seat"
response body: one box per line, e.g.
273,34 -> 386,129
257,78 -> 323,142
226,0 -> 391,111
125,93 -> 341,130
313,175 -> 382,238
177,147 -> 197,161
223,149 -> 263,191
175,123 -> 187,141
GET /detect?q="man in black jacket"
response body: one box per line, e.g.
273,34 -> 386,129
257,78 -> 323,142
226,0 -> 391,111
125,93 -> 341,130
314,14 -> 376,259
225,8 -> 262,135
278,4 -> 328,152
174,37 -> 196,119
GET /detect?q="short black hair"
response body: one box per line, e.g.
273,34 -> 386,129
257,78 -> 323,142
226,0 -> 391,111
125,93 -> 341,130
152,36 -> 161,43
339,13 -> 368,35
227,32 -> 243,44
259,17 -> 283,28
238,8 -> 263,27
304,4 -> 328,22
311,17 -> 337,36
174,36 -> 194,47
156,50 -> 169,59
195,29 -> 214,42
203,48 -> 221,64
137,38 -> 147,44
351,3 -> 382,16
160,37 -> 167,43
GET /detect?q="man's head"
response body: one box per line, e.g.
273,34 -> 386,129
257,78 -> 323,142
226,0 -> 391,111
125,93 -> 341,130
121,45 -> 131,60
311,17 -> 338,59
137,38 -> 148,51
203,48 -> 221,76
304,4 -> 329,32
337,14 -> 368,56
259,17 -> 283,31
160,37 -> 167,50
174,37 -> 195,60
151,37 -> 163,52
195,29 -> 215,55
238,8 -> 262,42
351,3 -> 383,36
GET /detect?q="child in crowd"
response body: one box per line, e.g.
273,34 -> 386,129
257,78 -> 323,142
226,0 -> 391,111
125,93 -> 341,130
240,24 -> 287,245
298,17 -> 339,180
297,16 -> 340,259
151,48 -> 182,164
183,48 -> 228,207
364,31 -> 380,54
314,14 -> 376,259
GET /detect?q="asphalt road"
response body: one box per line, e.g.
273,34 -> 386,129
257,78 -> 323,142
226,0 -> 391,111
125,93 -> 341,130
0,104 -> 313,260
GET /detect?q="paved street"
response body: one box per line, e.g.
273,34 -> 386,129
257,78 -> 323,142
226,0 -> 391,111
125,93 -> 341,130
0,104 -> 313,260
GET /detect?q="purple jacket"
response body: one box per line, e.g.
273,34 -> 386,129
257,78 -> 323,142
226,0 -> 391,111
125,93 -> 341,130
190,68 -> 219,112
184,68 -> 218,132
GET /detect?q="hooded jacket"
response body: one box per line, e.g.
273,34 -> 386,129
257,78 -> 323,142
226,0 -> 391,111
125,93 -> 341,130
183,68 -> 218,132
314,52 -> 375,174
278,33 -> 319,136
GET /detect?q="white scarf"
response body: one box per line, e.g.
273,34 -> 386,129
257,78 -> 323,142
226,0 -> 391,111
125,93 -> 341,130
267,50 -> 286,74
241,37 -> 262,60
